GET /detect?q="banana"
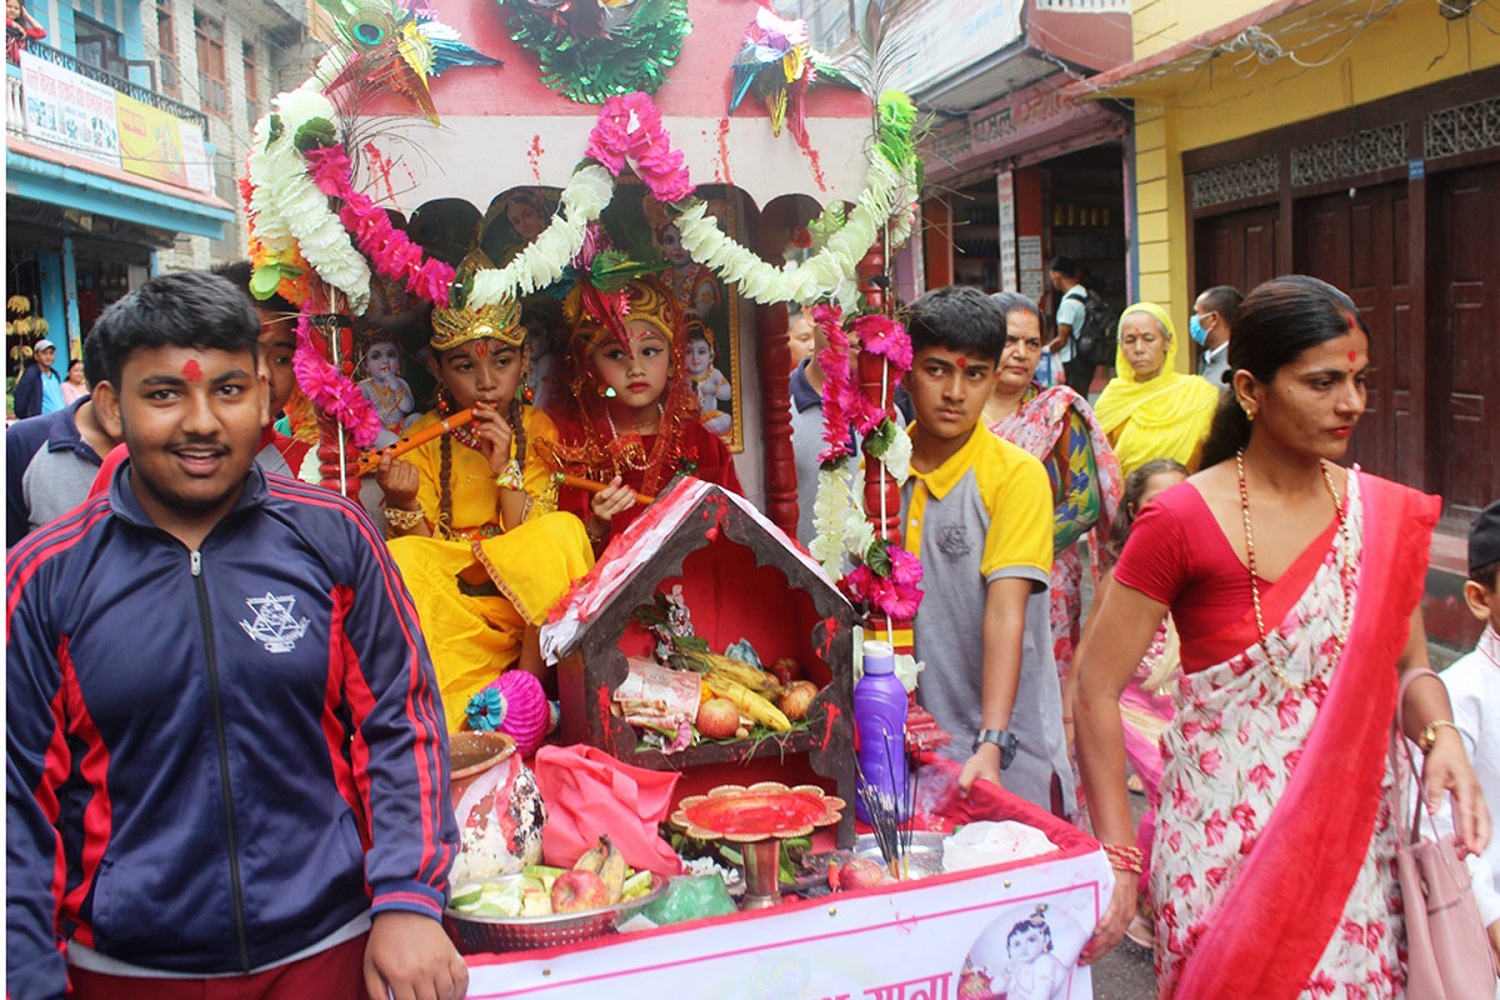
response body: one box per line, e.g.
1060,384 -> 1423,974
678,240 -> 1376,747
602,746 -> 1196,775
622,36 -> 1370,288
702,673 -> 792,731
672,649 -> 783,698
573,836 -> 607,873
598,836 -> 627,904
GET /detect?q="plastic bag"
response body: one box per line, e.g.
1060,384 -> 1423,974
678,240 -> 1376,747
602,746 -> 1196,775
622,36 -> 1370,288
636,875 -> 738,926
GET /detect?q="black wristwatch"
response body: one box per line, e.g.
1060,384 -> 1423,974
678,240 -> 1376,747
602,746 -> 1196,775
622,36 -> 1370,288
973,729 -> 1020,770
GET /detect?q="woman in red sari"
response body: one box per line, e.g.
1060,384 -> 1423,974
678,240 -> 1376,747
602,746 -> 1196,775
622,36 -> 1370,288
1073,275 -> 1489,997
547,275 -> 741,551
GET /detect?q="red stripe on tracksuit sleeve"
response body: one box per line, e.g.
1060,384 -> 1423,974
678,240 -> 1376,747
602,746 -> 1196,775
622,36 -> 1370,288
54,639 -> 113,950
269,482 -> 452,888
5,502 -> 110,632
322,587 -> 371,853
39,679 -> 71,950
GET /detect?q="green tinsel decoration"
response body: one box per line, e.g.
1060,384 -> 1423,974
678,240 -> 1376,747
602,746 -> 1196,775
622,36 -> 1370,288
500,0 -> 691,105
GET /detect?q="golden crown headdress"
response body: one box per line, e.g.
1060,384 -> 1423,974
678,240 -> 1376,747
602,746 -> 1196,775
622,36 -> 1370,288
428,250 -> 526,352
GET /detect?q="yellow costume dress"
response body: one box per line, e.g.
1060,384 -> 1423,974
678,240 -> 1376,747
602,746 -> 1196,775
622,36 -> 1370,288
385,288 -> 594,731
1092,302 -> 1220,476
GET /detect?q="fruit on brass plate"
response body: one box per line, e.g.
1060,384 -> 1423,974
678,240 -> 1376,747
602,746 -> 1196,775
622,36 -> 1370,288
550,869 -> 611,912
777,680 -> 820,721
696,696 -> 741,739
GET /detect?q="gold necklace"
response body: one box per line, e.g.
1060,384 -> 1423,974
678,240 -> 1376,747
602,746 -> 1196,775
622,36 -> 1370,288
1235,449 -> 1353,692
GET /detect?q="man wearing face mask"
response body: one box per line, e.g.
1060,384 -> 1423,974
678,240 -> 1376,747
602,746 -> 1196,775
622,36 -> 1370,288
1190,285 -> 1242,388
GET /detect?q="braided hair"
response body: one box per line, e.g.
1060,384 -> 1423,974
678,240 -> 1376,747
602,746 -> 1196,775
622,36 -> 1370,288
508,393 -> 528,478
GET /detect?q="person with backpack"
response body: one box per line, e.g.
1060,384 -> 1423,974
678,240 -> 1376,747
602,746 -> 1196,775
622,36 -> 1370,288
1045,257 -> 1109,394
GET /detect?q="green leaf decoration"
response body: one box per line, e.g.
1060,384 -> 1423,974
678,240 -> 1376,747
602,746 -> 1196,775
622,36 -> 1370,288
499,0 -> 691,104
293,117 -> 338,153
864,538 -> 892,577
266,114 -> 284,147
864,418 -> 897,459
250,265 -> 285,300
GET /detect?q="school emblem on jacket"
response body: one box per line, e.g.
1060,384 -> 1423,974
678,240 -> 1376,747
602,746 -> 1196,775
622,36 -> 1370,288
239,593 -> 310,653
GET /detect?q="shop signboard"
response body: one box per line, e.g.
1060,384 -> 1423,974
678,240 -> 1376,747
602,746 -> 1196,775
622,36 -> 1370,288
889,0 -> 1025,100
463,848 -> 1111,1000
997,171 -> 1018,293
178,123 -> 215,194
115,93 -> 190,188
18,51 -> 121,169
925,78 -> 1123,181
1018,236 -> 1046,302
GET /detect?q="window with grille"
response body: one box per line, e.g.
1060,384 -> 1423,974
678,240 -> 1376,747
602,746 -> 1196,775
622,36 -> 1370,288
243,41 -> 258,127
157,3 -> 178,95
194,10 -> 227,115
75,14 -> 128,78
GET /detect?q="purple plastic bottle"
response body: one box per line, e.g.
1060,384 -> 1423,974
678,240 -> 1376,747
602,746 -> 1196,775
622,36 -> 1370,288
854,640 -> 910,823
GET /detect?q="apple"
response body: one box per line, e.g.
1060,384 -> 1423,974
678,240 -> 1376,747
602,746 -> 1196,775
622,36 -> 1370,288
837,857 -> 888,891
696,696 -> 740,739
777,680 -> 820,721
550,869 -> 611,913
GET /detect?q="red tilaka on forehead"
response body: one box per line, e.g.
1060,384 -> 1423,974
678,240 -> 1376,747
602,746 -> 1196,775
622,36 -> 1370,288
182,360 -> 203,382
955,357 -> 967,368
475,341 -> 490,358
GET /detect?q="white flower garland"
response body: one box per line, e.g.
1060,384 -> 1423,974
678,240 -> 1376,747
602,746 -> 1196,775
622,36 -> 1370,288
248,84 -> 372,311
466,165 -> 616,307
673,146 -> 917,308
809,464 -> 876,578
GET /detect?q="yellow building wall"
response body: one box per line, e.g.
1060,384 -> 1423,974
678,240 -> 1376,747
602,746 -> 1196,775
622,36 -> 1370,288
1123,0 -> 1500,363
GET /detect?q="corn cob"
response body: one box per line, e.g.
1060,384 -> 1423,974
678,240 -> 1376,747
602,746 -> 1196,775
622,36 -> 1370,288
702,673 -> 792,731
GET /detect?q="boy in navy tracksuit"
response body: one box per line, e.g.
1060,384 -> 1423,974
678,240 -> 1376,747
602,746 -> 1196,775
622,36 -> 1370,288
6,272 -> 464,1000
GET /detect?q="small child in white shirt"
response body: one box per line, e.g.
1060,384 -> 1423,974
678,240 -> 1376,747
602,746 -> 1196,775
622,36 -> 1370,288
1433,498 -> 1500,976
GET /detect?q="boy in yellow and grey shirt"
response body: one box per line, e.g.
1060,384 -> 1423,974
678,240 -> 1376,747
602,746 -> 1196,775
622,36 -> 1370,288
901,285 -> 1072,817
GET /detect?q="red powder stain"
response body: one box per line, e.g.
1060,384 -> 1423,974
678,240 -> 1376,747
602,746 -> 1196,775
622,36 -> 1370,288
594,682 -> 613,731
527,135 -> 545,184
798,133 -> 827,193
1348,350 -> 1357,362
182,360 -> 203,382
715,118 -> 733,185
819,702 -> 843,751
363,142 -> 399,205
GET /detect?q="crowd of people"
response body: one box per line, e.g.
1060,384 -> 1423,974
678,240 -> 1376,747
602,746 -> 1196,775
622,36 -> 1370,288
6,258 -> 1497,999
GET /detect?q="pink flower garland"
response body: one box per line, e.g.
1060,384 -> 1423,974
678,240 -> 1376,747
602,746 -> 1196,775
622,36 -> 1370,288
812,305 -> 923,621
586,92 -> 694,203
302,145 -> 454,307
293,306 -> 384,448
843,546 -> 924,620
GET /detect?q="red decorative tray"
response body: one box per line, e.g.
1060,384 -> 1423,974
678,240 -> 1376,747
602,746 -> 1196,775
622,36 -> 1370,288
671,781 -> 844,843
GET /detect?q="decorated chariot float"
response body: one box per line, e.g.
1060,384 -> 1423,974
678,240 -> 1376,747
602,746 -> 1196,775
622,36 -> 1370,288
244,0 -> 1111,995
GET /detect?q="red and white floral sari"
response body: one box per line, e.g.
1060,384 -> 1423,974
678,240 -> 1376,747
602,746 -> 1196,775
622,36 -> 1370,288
1152,471 -> 1440,999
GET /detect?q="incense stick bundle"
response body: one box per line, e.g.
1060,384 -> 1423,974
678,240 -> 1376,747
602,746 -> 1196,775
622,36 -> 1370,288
355,408 -> 475,475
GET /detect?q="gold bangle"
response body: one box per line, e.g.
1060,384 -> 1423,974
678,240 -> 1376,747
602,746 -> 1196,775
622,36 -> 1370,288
495,461 -> 525,491
384,506 -> 426,533
1418,718 -> 1460,754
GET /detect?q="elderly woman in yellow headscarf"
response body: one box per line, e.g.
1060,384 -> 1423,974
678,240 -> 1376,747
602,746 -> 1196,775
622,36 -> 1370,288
1092,302 -> 1220,476
375,281 -> 595,730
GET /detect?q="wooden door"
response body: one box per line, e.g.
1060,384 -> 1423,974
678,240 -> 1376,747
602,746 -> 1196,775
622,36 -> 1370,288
1294,183 -> 1414,484
1432,163 -> 1500,521
1194,205 -> 1279,295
